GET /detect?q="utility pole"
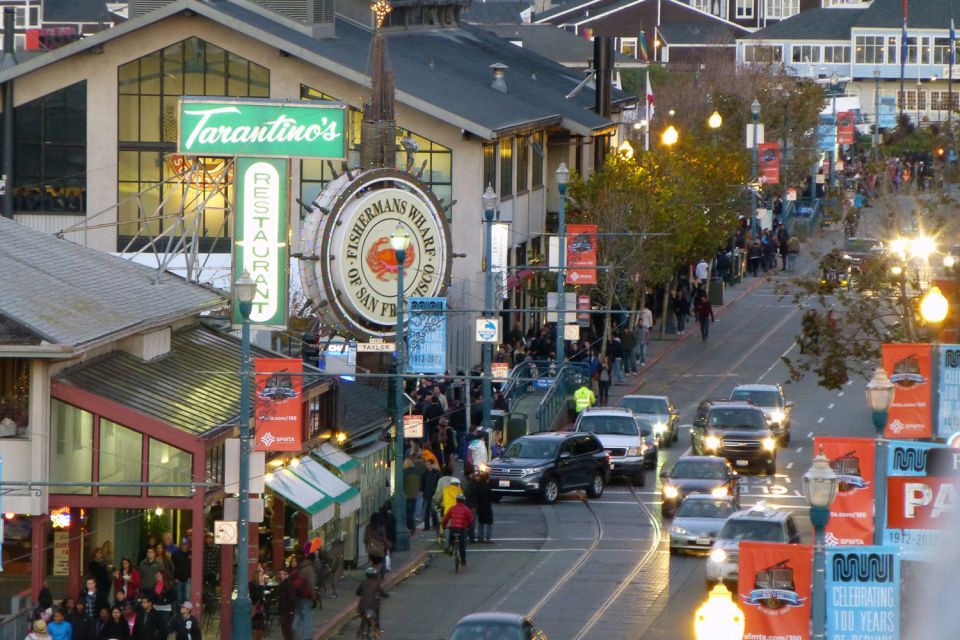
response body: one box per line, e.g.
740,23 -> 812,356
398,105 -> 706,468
555,163 -> 569,369
482,186 -> 498,429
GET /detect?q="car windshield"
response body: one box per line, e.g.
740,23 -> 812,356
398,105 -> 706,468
449,623 -> 525,640
677,499 -> 737,519
730,390 -> 782,408
579,415 -> 639,436
844,239 -> 881,253
719,519 -> 785,542
671,460 -> 727,480
619,397 -> 668,415
502,439 -> 559,460
710,409 -> 767,430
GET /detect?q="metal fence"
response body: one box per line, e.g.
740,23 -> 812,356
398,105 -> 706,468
0,590 -> 31,640
535,362 -> 589,432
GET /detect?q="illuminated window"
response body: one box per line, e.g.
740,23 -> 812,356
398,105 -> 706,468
99,419 -> 142,496
736,0 -> 753,19
50,400 -> 93,495
500,137 -> 513,198
516,135 -> 529,193
0,359 -> 29,436
148,439 -> 193,497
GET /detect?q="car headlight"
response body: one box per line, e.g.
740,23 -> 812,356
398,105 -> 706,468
770,409 -> 785,423
709,548 -> 727,564
711,486 -> 729,498
479,462 -> 490,473
626,446 -> 641,457
663,485 -> 679,499
671,525 -> 688,536
762,437 -> 777,451
653,422 -> 667,435
704,435 -> 721,451
522,467 -> 544,476
843,253 -> 852,260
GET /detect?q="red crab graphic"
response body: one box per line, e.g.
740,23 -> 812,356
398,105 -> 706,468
366,237 -> 416,280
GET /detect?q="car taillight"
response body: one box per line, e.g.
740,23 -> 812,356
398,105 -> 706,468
605,452 -> 611,463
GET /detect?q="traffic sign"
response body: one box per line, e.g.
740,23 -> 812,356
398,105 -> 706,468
357,342 -> 396,352
214,520 -> 238,545
475,318 -> 501,343
492,363 -> 510,379
403,415 -> 424,439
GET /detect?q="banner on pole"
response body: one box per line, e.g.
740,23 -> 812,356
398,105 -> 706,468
813,437 -> 876,546
878,96 -> 897,129
881,343 -> 932,439
883,440 -> 949,558
254,357 -> 303,451
407,297 -> 447,374
826,546 -> 899,640
818,115 -> 837,151
937,344 -> 960,438
739,541 -> 813,640
758,142 -> 780,183
566,224 -> 597,285
837,111 -> 856,145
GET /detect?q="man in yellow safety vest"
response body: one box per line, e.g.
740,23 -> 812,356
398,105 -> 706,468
573,381 -> 596,413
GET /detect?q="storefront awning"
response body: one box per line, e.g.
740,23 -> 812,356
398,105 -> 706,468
295,457 -> 361,518
314,442 -> 360,483
266,468 -> 335,529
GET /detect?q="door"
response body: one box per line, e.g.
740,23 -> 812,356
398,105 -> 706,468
556,438 -> 580,490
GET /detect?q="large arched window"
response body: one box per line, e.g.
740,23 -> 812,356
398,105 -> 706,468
117,37 -> 270,251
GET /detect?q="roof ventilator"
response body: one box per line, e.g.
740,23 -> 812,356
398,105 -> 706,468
490,62 -> 508,94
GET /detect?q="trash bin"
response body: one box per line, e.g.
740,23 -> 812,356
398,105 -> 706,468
732,252 -> 743,285
709,277 -> 724,306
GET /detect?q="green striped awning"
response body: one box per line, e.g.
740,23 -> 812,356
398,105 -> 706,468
295,457 -> 361,517
266,468 -> 335,528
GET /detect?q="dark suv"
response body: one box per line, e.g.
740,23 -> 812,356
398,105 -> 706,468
486,432 -> 610,504
690,400 -> 778,475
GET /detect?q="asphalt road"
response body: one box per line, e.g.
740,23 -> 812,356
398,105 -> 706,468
336,217 -> 891,640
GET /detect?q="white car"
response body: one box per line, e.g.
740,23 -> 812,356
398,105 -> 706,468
729,384 -> 793,445
574,407 -> 651,486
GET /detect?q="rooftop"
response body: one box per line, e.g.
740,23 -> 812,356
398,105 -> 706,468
480,24 -> 645,67
44,0 -> 118,23
745,7 -> 865,40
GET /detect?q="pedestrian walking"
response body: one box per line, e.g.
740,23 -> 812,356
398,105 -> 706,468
135,596 -> 164,640
673,289 -> 689,335
638,306 -> 652,366
275,569 -> 297,640
167,602 -> 200,640
355,568 -> 388,636
598,357 -> 612,406
696,293 -> 715,341
573,380 -> 595,413
748,241 -> 762,277
787,236 -> 800,272
402,458 -> 420,535
421,459 -> 441,532
474,473 -> 494,543
695,257 -> 709,286
292,556 -> 317,640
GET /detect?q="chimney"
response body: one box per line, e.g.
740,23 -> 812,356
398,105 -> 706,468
490,63 -> 508,94
592,36 -> 612,168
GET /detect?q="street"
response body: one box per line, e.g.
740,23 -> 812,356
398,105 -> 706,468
331,219 -> 887,640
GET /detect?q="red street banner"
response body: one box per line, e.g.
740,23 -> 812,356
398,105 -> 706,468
566,224 -> 597,285
739,541 -> 813,640
758,142 -> 780,184
254,357 -> 303,451
813,437 -> 875,545
882,343 -> 933,439
837,111 -> 855,145
886,476 -> 959,530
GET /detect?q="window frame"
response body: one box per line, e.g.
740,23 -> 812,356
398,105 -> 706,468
735,0 -> 754,19
499,136 -> 514,198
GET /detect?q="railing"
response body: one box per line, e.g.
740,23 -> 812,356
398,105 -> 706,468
535,362 -> 590,432
0,589 -> 31,640
790,197 -> 822,240
501,359 -> 555,406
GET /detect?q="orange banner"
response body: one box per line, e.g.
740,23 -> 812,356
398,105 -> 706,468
837,111 -> 855,145
882,343 -> 933,439
758,142 -> 780,184
255,357 -> 303,451
813,437 -> 875,545
739,541 -> 813,640
566,224 -> 597,285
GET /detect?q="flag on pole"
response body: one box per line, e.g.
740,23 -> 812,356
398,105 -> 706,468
645,72 -> 655,122
638,30 -> 650,63
901,0 -> 908,64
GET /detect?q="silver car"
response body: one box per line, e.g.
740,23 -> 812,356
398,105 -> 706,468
618,394 -> 679,447
669,495 -> 738,555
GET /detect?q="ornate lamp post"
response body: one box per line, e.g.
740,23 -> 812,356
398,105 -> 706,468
232,270 -> 257,640
805,449 -> 840,640
661,125 -> 679,147
555,162 -> 569,369
750,98 -> 760,235
482,185 -> 498,429
694,583 -> 745,640
708,111 -> 722,146
866,367 -> 894,545
390,224 -> 411,552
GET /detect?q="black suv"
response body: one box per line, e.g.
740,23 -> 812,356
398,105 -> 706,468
487,432 -> 610,504
690,400 -> 778,475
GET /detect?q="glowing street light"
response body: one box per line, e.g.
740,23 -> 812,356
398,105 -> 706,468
617,140 -> 635,158
661,125 -> 679,146
944,255 -> 956,268
920,286 -> 949,324
909,235 -> 937,260
694,584 -> 745,640
708,111 -> 723,129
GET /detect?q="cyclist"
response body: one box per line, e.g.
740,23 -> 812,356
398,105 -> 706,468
355,567 -> 387,638
441,494 -> 475,571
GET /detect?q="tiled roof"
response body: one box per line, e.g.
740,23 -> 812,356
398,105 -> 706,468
43,0 -> 115,23
481,24 -> 645,66
0,217 -> 224,348
461,1 -> 532,24
854,0 -> 952,30
337,380 -> 390,438
745,8 -> 865,40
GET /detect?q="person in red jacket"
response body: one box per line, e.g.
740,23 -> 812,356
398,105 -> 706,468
441,494 -> 475,569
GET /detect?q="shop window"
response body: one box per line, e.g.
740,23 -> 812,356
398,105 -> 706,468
500,137 -> 513,198
516,135 -> 529,193
116,38 -> 269,252
531,132 -> 544,188
483,143 -> 497,192
50,400 -> 93,495
0,359 -> 29,437
99,419 -> 142,496
12,81 -> 86,214
148,439 -> 193,497
206,442 -> 224,486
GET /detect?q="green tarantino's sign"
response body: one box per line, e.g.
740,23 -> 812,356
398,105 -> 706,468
179,98 -> 347,159
233,157 -> 289,327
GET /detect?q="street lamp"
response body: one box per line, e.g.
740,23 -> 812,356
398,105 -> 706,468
232,269 -> 257,640
751,99 -> 760,235
873,69 -> 882,154
920,286 -> 949,325
805,448 -> 839,640
694,584 -> 745,640
708,110 -> 722,146
390,223 -> 411,553
617,140 -> 635,159
865,367 -> 894,546
482,185 -> 498,431
661,125 -> 679,146
555,163 -> 569,370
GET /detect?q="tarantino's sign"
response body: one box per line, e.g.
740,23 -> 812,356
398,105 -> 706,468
178,98 -> 347,159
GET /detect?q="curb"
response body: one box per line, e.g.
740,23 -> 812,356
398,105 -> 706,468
313,550 -> 431,639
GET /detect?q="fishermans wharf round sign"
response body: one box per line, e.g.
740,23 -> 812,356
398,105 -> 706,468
298,168 -> 451,339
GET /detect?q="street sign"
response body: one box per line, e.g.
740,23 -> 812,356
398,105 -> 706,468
475,318 -> 501,343
357,342 -> 396,352
403,415 -> 424,439
224,439 -> 266,495
492,363 -> 510,379
214,520 -> 238,545
224,497 -> 265,524
564,324 -> 580,341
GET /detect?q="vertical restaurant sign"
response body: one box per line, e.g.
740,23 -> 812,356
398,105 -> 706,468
881,343 -> 932,439
813,437 -> 876,545
566,223 -> 597,285
491,222 -> 510,300
937,344 -> 960,438
878,96 -> 897,129
883,440 -> 948,559
53,530 -> 70,576
739,541 -> 813,640
758,142 -> 780,184
826,546 -> 899,640
837,111 -> 856,145
254,357 -> 303,452
818,114 -> 837,151
233,157 -> 289,327
406,297 -> 447,375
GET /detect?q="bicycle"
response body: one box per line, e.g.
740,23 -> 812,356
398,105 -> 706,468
358,609 -> 381,639
450,529 -> 465,573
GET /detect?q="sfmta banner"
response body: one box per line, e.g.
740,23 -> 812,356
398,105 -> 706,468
826,546 -> 899,640
739,541 -> 813,640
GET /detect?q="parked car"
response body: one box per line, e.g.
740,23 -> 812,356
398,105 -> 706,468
841,237 -> 884,271
669,494 -> 739,555
574,407 -> 656,485
689,400 -> 778,475
659,456 -> 740,518
705,503 -> 801,589
448,612 -> 547,640
729,383 -> 793,445
617,394 -> 679,447
486,432 -> 610,504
